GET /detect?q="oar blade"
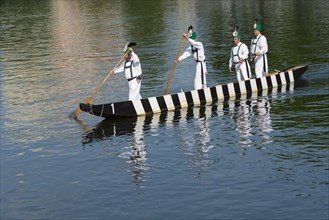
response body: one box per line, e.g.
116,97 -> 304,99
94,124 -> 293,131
72,96 -> 92,118
72,108 -> 82,119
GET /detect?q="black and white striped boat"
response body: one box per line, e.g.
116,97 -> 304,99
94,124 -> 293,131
81,83 -> 296,144
79,65 -> 307,118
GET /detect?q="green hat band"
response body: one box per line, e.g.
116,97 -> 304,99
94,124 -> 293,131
254,24 -> 262,31
232,31 -> 241,39
189,32 -> 197,40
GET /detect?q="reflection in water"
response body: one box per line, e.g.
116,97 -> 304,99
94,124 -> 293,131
81,83 -> 296,181
126,115 -> 147,184
177,106 -> 214,178
169,106 -> 213,154
81,116 -> 149,186
254,98 -> 273,145
232,99 -> 253,147
231,83 -> 296,149
198,109 -> 212,152
158,107 -> 215,178
81,105 -> 215,181
231,97 -> 273,148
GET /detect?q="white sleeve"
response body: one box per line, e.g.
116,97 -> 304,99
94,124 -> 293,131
114,62 -> 125,74
178,47 -> 192,61
259,36 -> 268,55
240,44 -> 249,60
131,52 -> 140,66
188,38 -> 202,50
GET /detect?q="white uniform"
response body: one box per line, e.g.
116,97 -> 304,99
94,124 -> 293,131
114,52 -> 142,100
178,38 -> 207,90
229,42 -> 251,81
250,34 -> 268,78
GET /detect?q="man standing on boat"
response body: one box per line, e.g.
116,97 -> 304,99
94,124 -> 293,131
114,42 -> 142,100
229,27 -> 251,81
175,26 -> 207,90
250,19 -> 268,78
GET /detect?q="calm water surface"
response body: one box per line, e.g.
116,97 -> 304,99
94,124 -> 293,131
1,0 -> 328,219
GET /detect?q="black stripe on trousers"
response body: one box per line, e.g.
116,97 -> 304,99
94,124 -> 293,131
245,60 -> 250,78
263,55 -> 268,73
200,62 -> 205,86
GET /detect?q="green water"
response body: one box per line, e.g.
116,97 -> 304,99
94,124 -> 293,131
1,0 -> 328,219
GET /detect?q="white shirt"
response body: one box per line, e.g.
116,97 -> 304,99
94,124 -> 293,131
178,38 -> 206,62
250,34 -> 268,57
229,42 -> 249,67
114,52 -> 142,79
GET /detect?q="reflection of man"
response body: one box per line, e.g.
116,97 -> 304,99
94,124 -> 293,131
129,116 -> 148,183
197,107 -> 211,153
232,100 -> 252,146
129,116 -> 146,160
130,127 -> 146,161
232,98 -> 274,147
174,107 -> 212,157
254,98 -> 273,144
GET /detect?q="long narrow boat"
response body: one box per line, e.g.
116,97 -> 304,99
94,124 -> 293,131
80,65 -> 308,118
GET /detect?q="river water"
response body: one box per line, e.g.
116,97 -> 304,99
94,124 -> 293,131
1,0 -> 328,219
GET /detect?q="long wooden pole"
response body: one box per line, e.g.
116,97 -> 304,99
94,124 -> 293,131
72,51 -> 128,118
163,35 -> 185,95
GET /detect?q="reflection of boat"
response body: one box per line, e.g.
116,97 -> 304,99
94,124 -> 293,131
83,79 -> 296,144
80,65 -> 307,118
82,107 -> 210,144
82,116 -> 146,144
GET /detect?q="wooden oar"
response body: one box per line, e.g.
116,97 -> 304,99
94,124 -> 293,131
72,51 -> 128,118
264,66 -> 297,77
265,71 -> 280,77
163,35 -> 185,95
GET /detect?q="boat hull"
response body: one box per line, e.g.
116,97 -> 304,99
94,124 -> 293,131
80,65 -> 308,118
